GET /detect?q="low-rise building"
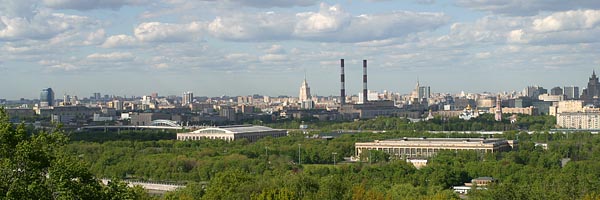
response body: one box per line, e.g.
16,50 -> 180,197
130,112 -> 171,126
489,106 -> 536,115
177,125 -> 287,142
355,137 -> 512,159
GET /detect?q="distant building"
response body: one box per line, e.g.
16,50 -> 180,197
355,137 -> 512,159
557,112 -> 600,129
339,100 -> 402,119
558,100 -> 584,113
490,106 -> 536,116
182,91 -> 193,106
495,95 -> 502,121
476,98 -> 495,109
130,112 -> 171,126
459,104 -> 479,120
563,86 -> 580,100
5,108 -> 35,122
219,106 -> 236,121
581,70 -> 600,104
40,88 -> 55,107
37,106 -> 100,123
538,94 -> 564,102
93,92 -> 101,100
453,177 -> 496,194
409,80 -> 430,104
299,77 -> 311,102
419,86 -> 430,102
550,87 -> 563,96
177,125 -> 287,142
508,97 -> 532,108
532,101 -> 553,115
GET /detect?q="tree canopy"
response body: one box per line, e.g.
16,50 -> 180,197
0,108 -> 146,199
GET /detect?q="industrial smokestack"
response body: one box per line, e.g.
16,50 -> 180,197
363,59 -> 368,104
340,59 -> 346,105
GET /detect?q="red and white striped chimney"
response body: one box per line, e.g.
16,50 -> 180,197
340,59 -> 346,105
363,59 -> 368,104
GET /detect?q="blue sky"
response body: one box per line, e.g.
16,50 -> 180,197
1,0 -> 600,99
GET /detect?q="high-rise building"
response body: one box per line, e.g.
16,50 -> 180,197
40,88 -> 55,107
93,92 -> 101,100
418,86 -> 431,101
525,86 -> 547,99
63,94 -> 71,106
563,86 -> 580,100
582,70 -> 600,103
182,91 -> 193,106
299,76 -> 311,102
71,96 -> 79,105
113,100 -> 123,110
550,87 -> 563,96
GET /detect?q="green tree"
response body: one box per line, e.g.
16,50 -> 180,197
0,108 -> 145,200
202,169 -> 255,200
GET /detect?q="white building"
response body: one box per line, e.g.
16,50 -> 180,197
299,77 -> 311,102
556,112 -> 600,129
182,91 -> 193,106
177,125 -> 287,142
355,137 -> 512,159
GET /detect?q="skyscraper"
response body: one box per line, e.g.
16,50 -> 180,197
411,80 -> 430,104
94,93 -> 101,100
581,70 -> 600,103
182,91 -> 194,106
418,86 -> 431,101
299,76 -> 311,102
550,87 -> 563,96
40,88 -> 55,107
563,86 -> 580,100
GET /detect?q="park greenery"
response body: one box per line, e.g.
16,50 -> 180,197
266,113 -> 557,132
0,108 -> 148,199
3,107 -> 600,199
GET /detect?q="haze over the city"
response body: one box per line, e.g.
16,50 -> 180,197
2,0 -> 600,99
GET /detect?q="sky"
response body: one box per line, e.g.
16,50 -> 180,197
2,0 -> 600,99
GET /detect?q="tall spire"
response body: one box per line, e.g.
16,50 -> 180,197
299,73 -> 311,102
304,69 -> 307,81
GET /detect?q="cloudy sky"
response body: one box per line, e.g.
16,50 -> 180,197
2,0 -> 600,99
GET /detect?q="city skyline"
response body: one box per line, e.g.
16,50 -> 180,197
2,1 -> 600,99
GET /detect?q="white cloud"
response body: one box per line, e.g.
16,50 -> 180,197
154,63 -> 169,69
134,21 -> 204,42
87,52 -> 134,61
264,45 -> 286,54
294,3 -> 351,36
208,3 -> 448,42
102,34 -> 138,48
208,12 -> 295,41
0,0 -> 39,18
0,9 -> 99,41
49,63 -> 78,71
43,0 -> 148,10
198,0 -> 318,8
259,54 -> 289,62
455,0 -> 600,16
532,10 -> 600,32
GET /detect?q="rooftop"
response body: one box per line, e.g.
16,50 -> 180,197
190,125 -> 283,134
